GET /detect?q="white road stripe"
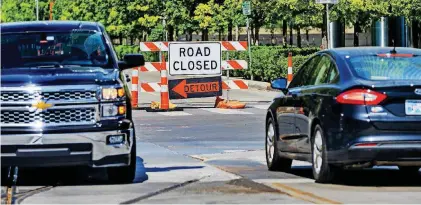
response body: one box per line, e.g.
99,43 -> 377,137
158,112 -> 192,116
251,104 -> 270,110
200,108 -> 253,115
255,178 -> 315,184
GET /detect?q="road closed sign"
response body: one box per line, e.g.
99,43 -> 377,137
168,42 -> 222,76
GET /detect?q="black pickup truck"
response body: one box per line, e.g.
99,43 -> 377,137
1,21 -> 144,183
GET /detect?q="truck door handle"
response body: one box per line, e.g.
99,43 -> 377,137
125,74 -> 131,82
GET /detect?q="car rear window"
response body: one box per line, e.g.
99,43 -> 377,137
347,55 -> 421,80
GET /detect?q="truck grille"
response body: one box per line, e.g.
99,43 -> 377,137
1,91 -> 97,102
1,107 -> 97,126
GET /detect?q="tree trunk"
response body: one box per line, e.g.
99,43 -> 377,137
282,20 -> 287,47
188,30 -> 193,41
202,29 -> 209,41
228,21 -> 233,41
297,26 -> 301,48
412,20 -> 420,48
254,26 -> 260,45
270,31 -> 274,45
289,22 -> 293,46
168,25 -> 174,41
354,19 -> 361,47
251,24 -> 255,45
119,34 -> 123,45
235,25 -> 239,41
219,28 -> 222,41
306,29 -> 310,44
322,5 -> 327,39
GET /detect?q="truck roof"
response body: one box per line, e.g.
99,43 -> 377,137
1,21 -> 103,34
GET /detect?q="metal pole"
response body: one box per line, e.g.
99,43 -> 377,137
226,52 -> 230,101
326,4 -> 331,49
163,18 -> 167,42
247,18 -> 253,81
36,0 -> 39,21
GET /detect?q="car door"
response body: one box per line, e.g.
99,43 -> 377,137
295,54 -> 338,153
275,67 -> 306,152
277,55 -> 321,153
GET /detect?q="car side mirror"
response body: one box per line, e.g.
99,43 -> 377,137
271,78 -> 288,90
118,54 -> 145,70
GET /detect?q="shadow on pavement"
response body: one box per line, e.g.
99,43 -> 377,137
145,166 -> 204,172
288,165 -> 421,187
1,157 -> 148,186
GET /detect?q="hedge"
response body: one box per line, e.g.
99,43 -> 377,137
114,45 -> 319,82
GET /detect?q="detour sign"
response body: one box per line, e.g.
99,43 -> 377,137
168,76 -> 222,99
168,42 -> 222,76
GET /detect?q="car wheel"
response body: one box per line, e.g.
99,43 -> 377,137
107,136 -> 136,184
398,166 -> 420,175
266,118 -> 292,172
311,124 -> 336,183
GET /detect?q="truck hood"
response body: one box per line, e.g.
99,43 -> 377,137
1,67 -> 119,87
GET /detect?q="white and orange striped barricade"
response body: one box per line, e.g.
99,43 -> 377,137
140,82 -> 161,92
140,41 -> 247,52
137,41 -> 250,109
222,80 -> 249,90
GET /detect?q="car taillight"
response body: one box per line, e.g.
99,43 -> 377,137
336,89 -> 387,105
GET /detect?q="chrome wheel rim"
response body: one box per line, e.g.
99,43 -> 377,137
313,130 -> 323,174
266,123 -> 275,164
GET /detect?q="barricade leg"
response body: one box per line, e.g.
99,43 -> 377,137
131,67 -> 139,108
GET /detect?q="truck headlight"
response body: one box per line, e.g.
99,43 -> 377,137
102,88 -> 124,100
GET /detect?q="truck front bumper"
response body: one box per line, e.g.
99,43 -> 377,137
1,128 -> 134,168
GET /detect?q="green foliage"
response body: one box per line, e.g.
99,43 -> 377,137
2,0 -> 420,44
228,46 -> 319,82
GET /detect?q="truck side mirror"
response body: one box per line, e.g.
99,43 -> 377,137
118,54 -> 145,70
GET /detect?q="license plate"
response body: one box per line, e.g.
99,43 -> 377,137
405,100 -> 421,115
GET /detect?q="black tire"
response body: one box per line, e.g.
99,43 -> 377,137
107,135 -> 136,184
311,124 -> 337,183
266,117 -> 292,172
399,166 -> 420,175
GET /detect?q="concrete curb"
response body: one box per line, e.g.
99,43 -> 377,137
221,76 -> 274,91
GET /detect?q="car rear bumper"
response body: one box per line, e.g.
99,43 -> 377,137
1,129 -> 134,168
328,134 -> 421,167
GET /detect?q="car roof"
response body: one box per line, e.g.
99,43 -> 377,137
327,47 -> 421,57
1,21 -> 102,34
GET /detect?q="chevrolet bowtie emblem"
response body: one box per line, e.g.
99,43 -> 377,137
31,101 -> 53,111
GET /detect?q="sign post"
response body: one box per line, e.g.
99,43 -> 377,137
242,1 -> 252,81
168,42 -> 222,76
316,0 -> 339,49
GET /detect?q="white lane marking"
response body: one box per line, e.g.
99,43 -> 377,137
255,178 -> 315,184
158,112 -> 192,116
200,108 -> 253,115
223,150 -> 250,153
251,104 -> 270,110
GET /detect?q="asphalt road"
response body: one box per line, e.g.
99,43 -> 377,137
2,89 -> 421,204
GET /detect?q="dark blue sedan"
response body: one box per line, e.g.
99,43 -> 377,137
266,47 -> 421,183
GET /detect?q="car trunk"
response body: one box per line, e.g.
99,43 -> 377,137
367,83 -> 421,131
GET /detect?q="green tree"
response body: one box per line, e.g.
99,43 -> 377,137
1,0 -> 51,22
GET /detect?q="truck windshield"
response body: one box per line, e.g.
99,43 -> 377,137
347,55 -> 421,80
1,30 -> 113,69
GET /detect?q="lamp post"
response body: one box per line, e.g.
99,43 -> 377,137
36,0 -> 39,21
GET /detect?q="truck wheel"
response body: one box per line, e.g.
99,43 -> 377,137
107,136 -> 136,184
266,118 -> 292,172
